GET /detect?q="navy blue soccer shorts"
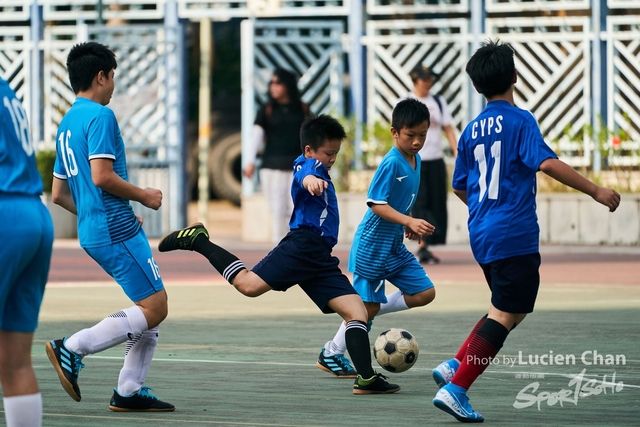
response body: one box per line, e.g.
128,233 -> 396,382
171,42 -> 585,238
251,228 -> 358,313
479,252 -> 541,314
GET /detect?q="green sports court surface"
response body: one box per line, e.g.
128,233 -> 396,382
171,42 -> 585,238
11,242 -> 640,426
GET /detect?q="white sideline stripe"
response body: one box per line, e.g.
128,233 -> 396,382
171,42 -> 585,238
77,356 -> 640,388
47,280 -> 228,288
30,412 -> 320,426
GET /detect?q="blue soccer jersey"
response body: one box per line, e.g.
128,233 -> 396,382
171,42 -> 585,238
349,147 -> 421,280
289,154 -> 340,247
0,79 -> 43,196
53,97 -> 140,248
452,100 -> 557,264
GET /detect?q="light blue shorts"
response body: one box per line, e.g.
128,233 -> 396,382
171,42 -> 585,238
85,229 -> 164,302
353,257 -> 434,304
0,195 -> 54,332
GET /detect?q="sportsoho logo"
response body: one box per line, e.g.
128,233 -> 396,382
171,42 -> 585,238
504,350 -> 627,410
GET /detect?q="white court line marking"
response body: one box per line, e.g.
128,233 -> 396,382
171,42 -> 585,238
71,356 -> 640,388
16,412 -> 324,426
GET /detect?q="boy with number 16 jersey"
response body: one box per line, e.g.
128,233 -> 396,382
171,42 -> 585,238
46,41 -> 174,412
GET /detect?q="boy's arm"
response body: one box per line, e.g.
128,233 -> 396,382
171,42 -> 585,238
51,177 -> 78,215
453,188 -> 468,206
91,158 -> 163,210
370,204 -> 435,237
539,158 -> 620,212
302,175 -> 328,196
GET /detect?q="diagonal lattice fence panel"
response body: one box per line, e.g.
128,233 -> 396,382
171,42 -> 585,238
606,16 -> 640,167
0,27 -> 31,129
486,16 -> 592,167
42,25 -> 185,235
364,19 -> 470,134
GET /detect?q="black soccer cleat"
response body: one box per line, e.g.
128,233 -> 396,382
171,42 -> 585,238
352,372 -> 400,395
109,386 -> 175,412
158,222 -> 209,252
45,338 -> 84,402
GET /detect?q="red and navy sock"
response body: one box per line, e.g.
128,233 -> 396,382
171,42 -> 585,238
451,318 -> 509,390
345,320 -> 375,379
454,314 -> 488,362
192,238 -> 246,284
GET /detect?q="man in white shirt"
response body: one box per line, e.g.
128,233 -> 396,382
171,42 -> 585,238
408,64 -> 457,264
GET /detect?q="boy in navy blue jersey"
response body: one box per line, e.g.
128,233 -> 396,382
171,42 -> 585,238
45,42 -> 174,412
160,114 -> 400,395
431,39 -> 621,423
0,77 -> 54,427
315,98 -> 437,379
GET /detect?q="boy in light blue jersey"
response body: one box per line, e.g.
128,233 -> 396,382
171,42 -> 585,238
431,39 -> 621,423
159,114 -> 400,395
316,98 -> 437,378
0,77 -> 54,427
45,42 -> 174,412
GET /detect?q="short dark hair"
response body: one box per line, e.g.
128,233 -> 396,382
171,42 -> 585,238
392,98 -> 431,131
66,42 -> 117,94
465,39 -> 515,98
300,114 -> 346,152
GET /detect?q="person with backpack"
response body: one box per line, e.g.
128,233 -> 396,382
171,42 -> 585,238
407,64 -> 458,264
243,68 -> 311,243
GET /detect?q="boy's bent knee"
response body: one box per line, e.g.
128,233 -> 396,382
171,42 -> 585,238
406,287 -> 436,308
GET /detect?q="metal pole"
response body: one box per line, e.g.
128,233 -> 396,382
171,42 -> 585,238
592,0 -> 604,174
348,0 -> 364,170
97,0 -> 104,25
469,0 -> 484,120
198,19 -> 212,226
240,19 -> 256,196
30,0 -> 41,149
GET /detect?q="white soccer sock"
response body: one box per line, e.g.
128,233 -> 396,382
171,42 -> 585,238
117,326 -> 159,396
65,306 -> 149,357
324,321 -> 348,356
3,393 -> 42,427
378,291 -> 409,315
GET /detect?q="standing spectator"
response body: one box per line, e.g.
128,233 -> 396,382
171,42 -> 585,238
243,68 -> 310,242
0,77 -> 54,427
408,64 -> 458,264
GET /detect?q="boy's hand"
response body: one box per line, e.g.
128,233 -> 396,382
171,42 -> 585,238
303,176 -> 328,196
142,187 -> 163,210
405,229 -> 420,240
407,217 -> 435,237
593,186 -> 621,212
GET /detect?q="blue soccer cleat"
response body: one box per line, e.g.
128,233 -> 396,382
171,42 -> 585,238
316,347 -> 357,378
432,358 -> 460,388
433,383 -> 484,423
45,338 -> 85,402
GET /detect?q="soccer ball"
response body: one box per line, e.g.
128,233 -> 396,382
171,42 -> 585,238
373,328 -> 419,373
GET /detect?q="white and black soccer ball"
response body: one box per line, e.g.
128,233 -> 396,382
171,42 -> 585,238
373,328 -> 419,373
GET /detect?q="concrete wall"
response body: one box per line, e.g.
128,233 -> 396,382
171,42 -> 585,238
242,193 -> 640,246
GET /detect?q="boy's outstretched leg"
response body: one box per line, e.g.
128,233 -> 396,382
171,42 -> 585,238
159,223 -> 247,285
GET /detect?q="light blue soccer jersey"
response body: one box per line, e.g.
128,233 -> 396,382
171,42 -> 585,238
349,146 -> 421,280
452,100 -> 557,264
53,97 -> 140,248
289,154 -> 340,247
0,78 -> 43,196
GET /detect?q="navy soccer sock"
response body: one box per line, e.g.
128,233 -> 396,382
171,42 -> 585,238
345,320 -> 375,379
192,237 -> 246,284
